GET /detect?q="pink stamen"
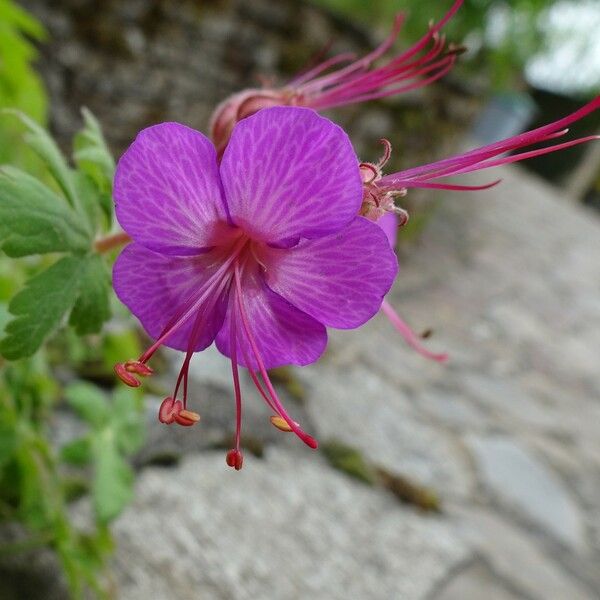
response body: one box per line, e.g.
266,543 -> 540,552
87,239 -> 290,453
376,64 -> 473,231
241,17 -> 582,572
380,299 -> 448,362
233,262 -> 318,449
229,300 -> 243,457
289,52 -> 357,87
297,1 -> 463,110
382,95 -> 600,186
137,237 -> 246,365
396,179 -> 502,191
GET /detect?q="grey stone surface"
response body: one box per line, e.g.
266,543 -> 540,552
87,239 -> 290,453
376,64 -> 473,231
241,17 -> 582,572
112,451 -> 469,600
450,507 -> 595,600
435,560 -> 523,600
466,435 -> 585,549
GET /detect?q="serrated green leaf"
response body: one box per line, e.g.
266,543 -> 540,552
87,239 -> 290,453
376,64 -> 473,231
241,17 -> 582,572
0,165 -> 90,256
69,254 -> 111,335
73,170 -> 101,233
92,431 -> 134,523
0,255 -> 84,359
65,382 -> 110,428
60,437 -> 93,466
2,109 -> 77,207
74,108 -> 114,192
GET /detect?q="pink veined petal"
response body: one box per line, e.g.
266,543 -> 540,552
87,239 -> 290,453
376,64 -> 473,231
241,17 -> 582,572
215,264 -> 327,370
113,243 -> 228,352
376,211 -> 399,248
261,217 -> 398,329
219,106 -> 363,245
114,122 -> 235,256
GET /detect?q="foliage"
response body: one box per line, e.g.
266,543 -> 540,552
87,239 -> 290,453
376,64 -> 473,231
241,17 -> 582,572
0,110 -> 143,598
0,0 -> 48,167
0,110 -> 114,359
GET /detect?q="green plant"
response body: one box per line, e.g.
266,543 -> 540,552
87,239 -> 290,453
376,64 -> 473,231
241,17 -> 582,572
0,110 -> 143,598
0,0 -> 48,166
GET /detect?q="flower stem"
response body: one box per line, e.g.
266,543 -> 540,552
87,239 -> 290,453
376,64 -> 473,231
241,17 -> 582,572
94,231 -> 131,254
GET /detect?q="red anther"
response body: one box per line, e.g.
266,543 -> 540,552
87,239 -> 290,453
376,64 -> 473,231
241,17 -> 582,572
174,409 -> 201,427
270,415 -> 299,432
158,397 -> 180,424
124,360 -> 154,377
114,363 -> 141,387
226,449 -> 244,470
158,399 -> 200,426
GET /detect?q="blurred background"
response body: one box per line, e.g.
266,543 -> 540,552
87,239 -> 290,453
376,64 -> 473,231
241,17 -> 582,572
0,0 -> 599,599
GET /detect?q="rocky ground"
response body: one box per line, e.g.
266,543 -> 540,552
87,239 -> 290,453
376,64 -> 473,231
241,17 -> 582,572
10,0 -> 600,598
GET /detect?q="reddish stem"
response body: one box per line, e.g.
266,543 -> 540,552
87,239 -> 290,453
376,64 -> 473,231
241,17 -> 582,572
94,232 -> 131,254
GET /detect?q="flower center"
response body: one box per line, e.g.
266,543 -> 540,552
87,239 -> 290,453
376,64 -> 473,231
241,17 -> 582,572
115,231 -> 317,470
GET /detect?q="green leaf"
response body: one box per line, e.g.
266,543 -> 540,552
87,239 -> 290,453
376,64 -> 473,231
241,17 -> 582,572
112,388 -> 144,455
0,166 -> 90,257
0,255 -> 84,359
92,431 -> 134,523
60,437 -> 93,466
0,0 -> 46,41
69,254 -> 111,335
73,108 -> 115,194
65,382 -> 110,428
2,110 -> 78,207
0,420 -> 18,471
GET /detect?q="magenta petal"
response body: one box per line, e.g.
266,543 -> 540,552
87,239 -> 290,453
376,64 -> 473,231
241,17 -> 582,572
216,266 -> 327,369
219,106 -> 362,245
114,123 -> 234,256
113,243 -> 227,352
262,217 -> 398,329
376,211 -> 399,248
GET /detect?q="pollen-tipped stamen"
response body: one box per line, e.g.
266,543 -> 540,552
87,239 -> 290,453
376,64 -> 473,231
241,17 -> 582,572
227,301 -> 244,468
233,263 -> 318,449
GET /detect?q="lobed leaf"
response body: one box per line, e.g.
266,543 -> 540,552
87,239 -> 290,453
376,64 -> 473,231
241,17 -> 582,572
73,108 -> 115,193
0,165 -> 90,257
0,255 -> 84,359
2,109 -> 78,207
69,254 -> 111,335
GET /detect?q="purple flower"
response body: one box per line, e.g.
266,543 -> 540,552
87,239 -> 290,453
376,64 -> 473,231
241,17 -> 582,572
112,106 -> 398,468
209,0 -> 464,155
